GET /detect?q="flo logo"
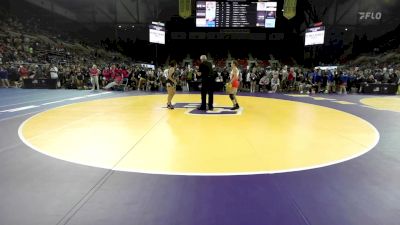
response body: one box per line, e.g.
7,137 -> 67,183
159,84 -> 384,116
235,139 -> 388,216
359,12 -> 382,20
171,103 -> 242,116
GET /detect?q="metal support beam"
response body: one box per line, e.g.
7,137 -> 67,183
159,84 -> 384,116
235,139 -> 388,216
95,5 -> 115,23
25,0 -> 78,21
119,0 -> 139,23
331,0 -> 358,27
143,0 -> 156,20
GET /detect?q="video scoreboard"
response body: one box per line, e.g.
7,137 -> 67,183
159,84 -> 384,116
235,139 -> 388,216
196,1 -> 277,28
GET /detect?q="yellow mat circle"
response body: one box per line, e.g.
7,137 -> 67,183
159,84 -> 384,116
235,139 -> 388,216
360,97 -> 400,113
19,95 -> 379,175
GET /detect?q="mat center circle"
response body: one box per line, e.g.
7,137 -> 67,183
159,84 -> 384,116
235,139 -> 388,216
19,94 -> 379,175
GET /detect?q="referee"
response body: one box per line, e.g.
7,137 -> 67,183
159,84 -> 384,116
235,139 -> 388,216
197,55 -> 215,111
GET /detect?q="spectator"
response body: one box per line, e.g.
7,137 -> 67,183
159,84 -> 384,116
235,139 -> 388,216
339,71 -> 349,94
259,72 -> 270,92
0,66 -> 10,88
325,70 -> 335,94
312,68 -> 322,93
397,71 -> 400,95
215,71 -> 223,82
366,75 -> 377,84
89,64 -> 100,91
137,68 -> 147,91
76,67 -> 84,89
35,65 -> 44,79
103,67 -> 123,90
249,68 -> 258,93
18,64 -> 29,79
102,65 -> 111,86
297,73 -> 306,94
355,71 -> 366,93
287,67 -> 296,91
50,64 -> 59,88
270,71 -> 280,93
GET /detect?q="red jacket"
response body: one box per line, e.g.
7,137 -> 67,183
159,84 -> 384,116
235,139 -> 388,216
121,69 -> 129,78
90,68 -> 99,76
288,71 -> 295,81
102,68 -> 111,79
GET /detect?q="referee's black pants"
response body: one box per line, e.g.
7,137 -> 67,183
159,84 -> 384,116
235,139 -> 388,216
200,81 -> 214,109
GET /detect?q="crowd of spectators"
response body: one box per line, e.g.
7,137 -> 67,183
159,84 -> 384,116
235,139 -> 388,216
1,53 -> 400,95
0,7 -> 128,89
210,63 -> 400,94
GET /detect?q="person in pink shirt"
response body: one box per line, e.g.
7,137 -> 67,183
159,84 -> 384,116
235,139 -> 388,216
18,65 -> 29,79
89,64 -> 100,90
103,66 -> 123,90
102,66 -> 111,86
109,64 -> 117,81
120,67 -> 129,79
287,67 -> 296,90
114,66 -> 122,80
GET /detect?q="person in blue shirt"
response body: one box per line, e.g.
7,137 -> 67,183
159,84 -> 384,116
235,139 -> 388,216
0,66 -> 10,88
312,68 -> 322,93
325,70 -> 335,93
339,71 -> 348,94
347,71 -> 357,93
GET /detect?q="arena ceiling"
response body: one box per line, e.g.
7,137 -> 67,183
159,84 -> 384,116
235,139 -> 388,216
23,0 -> 179,25
5,0 -> 400,41
8,0 -> 400,28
